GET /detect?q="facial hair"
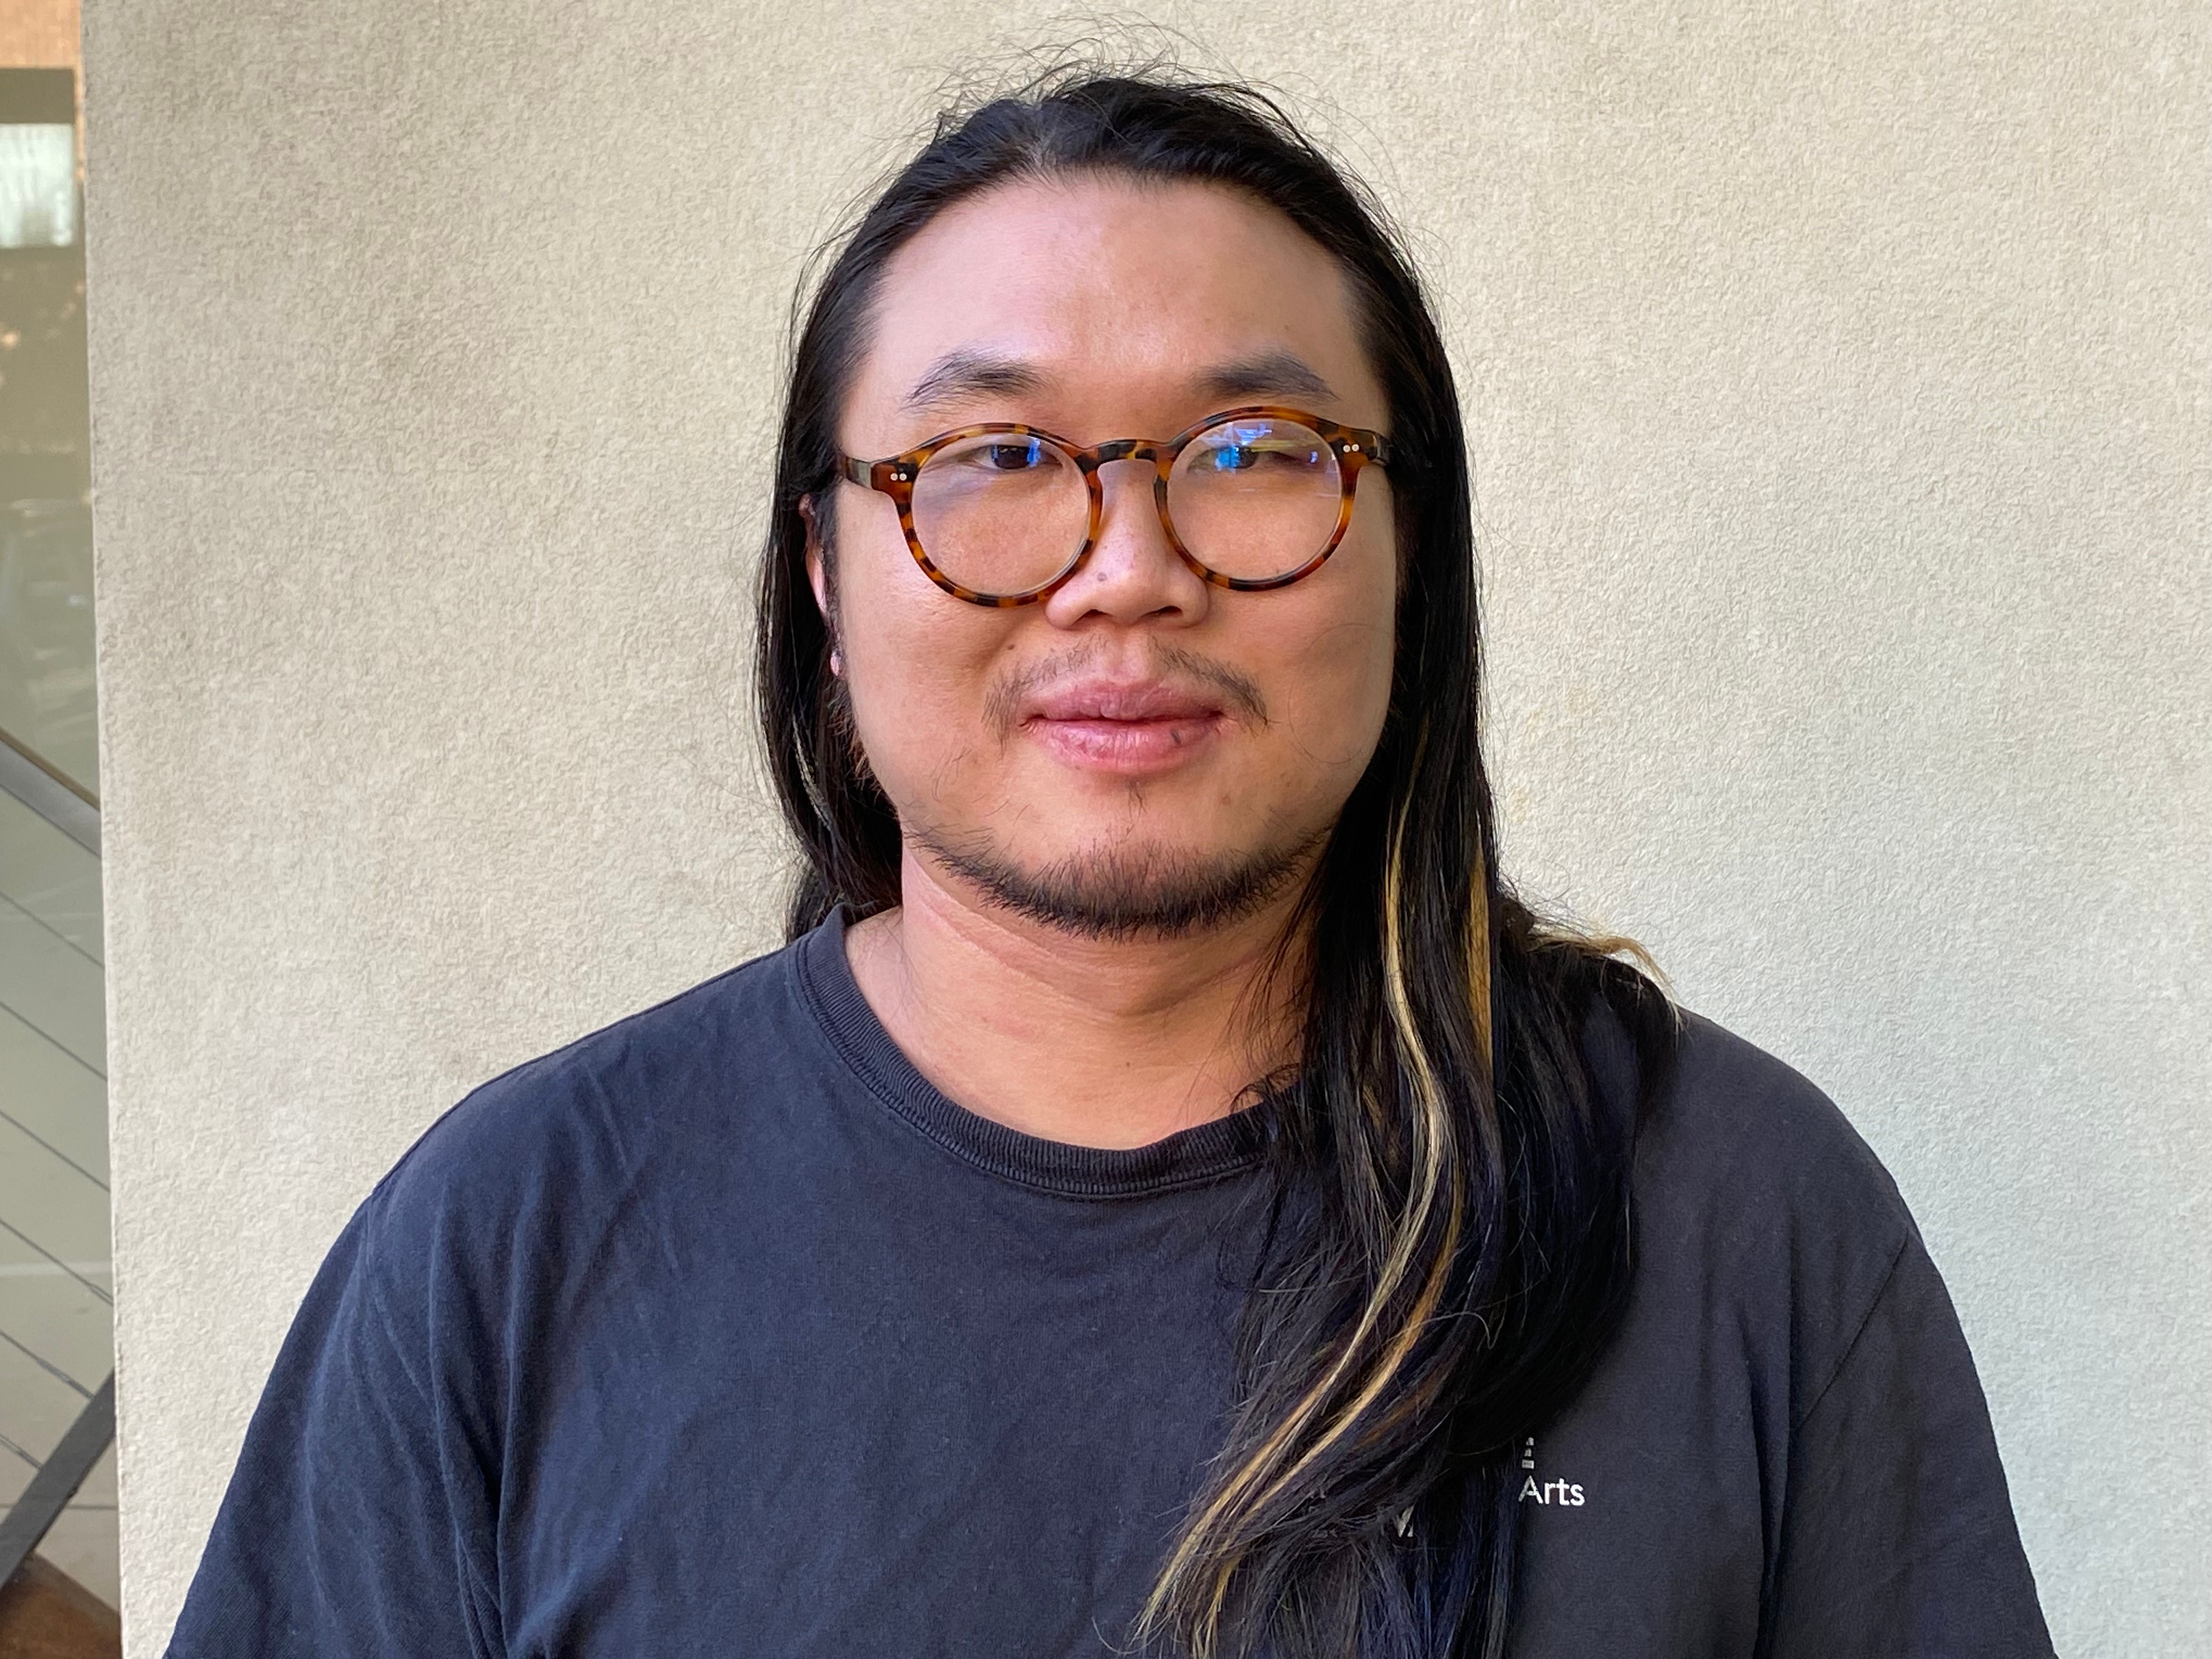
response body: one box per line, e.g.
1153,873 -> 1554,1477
914,818 -> 1326,944
902,635 -> 1318,940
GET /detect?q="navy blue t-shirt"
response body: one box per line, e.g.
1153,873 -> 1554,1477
165,911 -> 2053,1657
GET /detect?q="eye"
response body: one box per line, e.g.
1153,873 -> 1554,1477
979,438 -> 1048,471
1189,421 -> 1323,477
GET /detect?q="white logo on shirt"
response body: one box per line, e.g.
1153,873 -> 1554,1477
1516,1437 -> 1587,1507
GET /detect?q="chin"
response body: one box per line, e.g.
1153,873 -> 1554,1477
922,824 -> 1321,943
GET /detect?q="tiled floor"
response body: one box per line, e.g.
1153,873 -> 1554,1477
0,783 -> 116,1609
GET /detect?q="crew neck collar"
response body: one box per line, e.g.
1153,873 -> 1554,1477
792,906 -> 1276,1199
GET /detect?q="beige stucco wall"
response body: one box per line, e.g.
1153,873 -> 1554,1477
84,2 -> 2207,1653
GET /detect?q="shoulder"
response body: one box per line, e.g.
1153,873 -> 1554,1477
1618,1005 -> 1924,1400
359,935 -> 816,1277
1645,1008 -> 1911,1240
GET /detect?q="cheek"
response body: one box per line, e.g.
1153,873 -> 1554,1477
1269,517 -> 1398,776
833,534 -> 1012,805
1271,601 -> 1396,776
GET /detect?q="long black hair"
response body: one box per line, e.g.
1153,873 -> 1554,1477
754,65 -> 1680,1659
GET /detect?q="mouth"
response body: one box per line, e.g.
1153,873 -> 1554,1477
1019,679 -> 1232,775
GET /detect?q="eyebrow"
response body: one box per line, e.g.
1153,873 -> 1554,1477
898,347 -> 1339,417
1188,350 -> 1338,405
900,348 -> 1047,413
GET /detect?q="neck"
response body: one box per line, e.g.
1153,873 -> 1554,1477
842,845 -> 1311,1150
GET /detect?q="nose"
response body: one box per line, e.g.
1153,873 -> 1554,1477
1041,455 -> 1212,630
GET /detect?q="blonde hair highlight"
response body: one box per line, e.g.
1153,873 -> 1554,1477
1139,738 -> 1490,1656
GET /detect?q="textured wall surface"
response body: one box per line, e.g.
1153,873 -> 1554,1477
84,2 -> 2207,1653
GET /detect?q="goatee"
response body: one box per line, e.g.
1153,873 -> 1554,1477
916,827 -> 1322,943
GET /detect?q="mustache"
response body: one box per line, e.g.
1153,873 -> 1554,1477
983,641 -> 1271,737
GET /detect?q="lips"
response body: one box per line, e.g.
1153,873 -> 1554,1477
1020,678 -> 1229,775
1027,680 -> 1226,723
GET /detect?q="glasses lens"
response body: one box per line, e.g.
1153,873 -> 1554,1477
909,433 -> 1088,597
1167,416 -> 1344,583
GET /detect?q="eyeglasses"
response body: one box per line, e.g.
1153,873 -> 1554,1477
839,405 -> 1391,607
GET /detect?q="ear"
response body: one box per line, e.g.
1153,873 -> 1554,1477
798,495 -> 832,623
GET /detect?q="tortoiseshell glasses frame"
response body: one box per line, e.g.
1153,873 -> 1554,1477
838,404 -> 1392,608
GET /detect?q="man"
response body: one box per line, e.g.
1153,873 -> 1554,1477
167,71 -> 2054,1658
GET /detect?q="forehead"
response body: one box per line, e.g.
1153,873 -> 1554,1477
845,172 -> 1381,441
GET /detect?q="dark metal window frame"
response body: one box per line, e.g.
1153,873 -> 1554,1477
0,1375 -> 114,1585
0,721 -> 97,854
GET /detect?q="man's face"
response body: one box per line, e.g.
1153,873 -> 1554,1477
814,173 -> 1399,936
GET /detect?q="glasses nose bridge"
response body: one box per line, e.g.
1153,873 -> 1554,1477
1068,436 -> 1180,579
1077,436 -> 1166,473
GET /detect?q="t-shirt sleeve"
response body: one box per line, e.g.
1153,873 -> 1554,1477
162,1183 -> 504,1658
1763,1233 -> 2055,1658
